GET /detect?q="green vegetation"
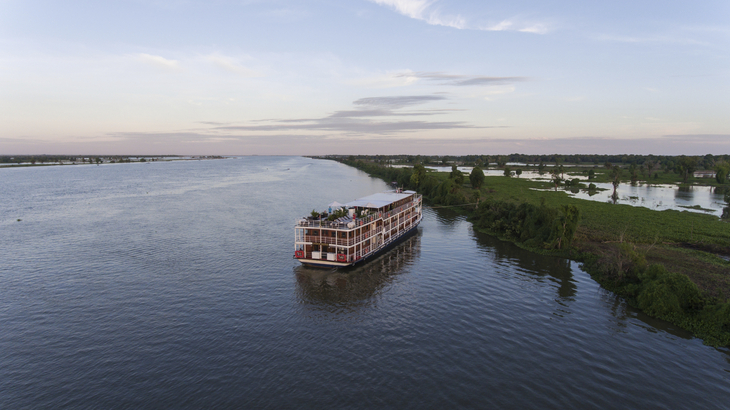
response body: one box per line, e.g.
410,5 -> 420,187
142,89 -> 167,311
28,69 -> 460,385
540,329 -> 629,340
469,167 -> 484,189
679,205 -> 715,212
334,156 -> 730,347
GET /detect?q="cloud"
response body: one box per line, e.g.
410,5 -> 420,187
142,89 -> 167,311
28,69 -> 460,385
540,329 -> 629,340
205,54 -> 261,77
194,94 -> 487,135
353,95 -> 446,108
136,53 -> 180,70
393,71 -> 528,86
214,119 -> 482,135
350,70 -> 528,89
369,0 -> 466,29
370,0 -> 550,33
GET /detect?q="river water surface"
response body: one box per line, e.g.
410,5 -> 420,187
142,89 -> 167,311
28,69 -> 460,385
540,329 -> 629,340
1,157 -> 729,409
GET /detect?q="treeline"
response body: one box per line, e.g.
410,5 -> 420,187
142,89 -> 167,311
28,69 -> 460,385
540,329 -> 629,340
1,155 -> 76,164
332,154 -> 730,170
335,154 -> 730,185
0,155 -> 178,165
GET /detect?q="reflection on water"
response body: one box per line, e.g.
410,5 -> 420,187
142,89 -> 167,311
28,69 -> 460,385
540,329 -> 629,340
473,228 -> 576,300
569,182 -> 725,216
295,233 -> 421,308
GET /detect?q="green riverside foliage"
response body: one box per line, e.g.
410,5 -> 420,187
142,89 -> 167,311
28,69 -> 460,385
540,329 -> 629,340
473,200 -> 580,250
469,166 -> 485,189
336,157 -> 730,346
587,256 -> 730,347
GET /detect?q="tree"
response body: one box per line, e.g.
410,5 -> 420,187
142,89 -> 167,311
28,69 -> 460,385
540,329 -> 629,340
503,166 -> 512,177
515,169 -> 522,178
629,163 -> 638,184
454,171 -> 464,186
676,156 -> 698,183
469,166 -> 485,189
410,163 -> 427,188
538,160 -> 545,175
496,156 -> 507,168
550,168 -> 562,190
553,205 -> 580,249
587,169 -> 595,179
450,164 -> 464,185
715,162 -> 729,184
610,165 -> 622,203
645,160 -> 656,177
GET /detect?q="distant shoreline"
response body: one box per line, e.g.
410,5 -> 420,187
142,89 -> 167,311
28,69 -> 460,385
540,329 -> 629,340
0,155 -> 226,168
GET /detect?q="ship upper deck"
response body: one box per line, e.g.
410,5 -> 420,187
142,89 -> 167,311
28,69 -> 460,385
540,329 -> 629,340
345,190 -> 417,209
296,190 -> 421,230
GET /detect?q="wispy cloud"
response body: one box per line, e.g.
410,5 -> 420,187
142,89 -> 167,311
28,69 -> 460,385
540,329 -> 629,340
392,71 -> 528,87
481,20 -> 550,35
204,54 -> 261,77
135,53 -> 181,70
214,119 -> 481,135
353,95 -> 445,108
369,0 -> 550,34
369,0 -> 466,29
351,70 -> 528,89
195,94 -> 488,135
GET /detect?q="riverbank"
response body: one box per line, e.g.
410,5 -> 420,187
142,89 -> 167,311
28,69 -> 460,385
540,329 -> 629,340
335,157 -> 730,347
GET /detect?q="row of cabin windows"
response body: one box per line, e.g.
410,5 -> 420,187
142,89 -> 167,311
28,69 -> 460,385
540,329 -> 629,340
304,229 -> 349,238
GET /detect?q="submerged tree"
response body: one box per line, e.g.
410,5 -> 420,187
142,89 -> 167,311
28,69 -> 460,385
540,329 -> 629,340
503,166 -> 512,177
629,163 -> 638,184
610,165 -> 622,203
551,168 -> 562,190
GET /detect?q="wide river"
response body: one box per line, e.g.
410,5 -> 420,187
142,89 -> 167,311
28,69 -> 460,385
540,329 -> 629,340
1,156 -> 729,408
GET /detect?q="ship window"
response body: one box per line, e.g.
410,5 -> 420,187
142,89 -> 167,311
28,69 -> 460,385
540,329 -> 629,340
331,231 -> 337,237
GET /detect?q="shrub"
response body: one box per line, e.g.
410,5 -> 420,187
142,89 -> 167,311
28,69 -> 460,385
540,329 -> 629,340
637,265 -> 705,318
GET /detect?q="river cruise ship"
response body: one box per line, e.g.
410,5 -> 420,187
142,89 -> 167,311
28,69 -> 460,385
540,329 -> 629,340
294,189 -> 422,268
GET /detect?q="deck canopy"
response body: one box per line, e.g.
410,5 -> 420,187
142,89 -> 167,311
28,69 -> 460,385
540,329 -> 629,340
345,191 -> 415,209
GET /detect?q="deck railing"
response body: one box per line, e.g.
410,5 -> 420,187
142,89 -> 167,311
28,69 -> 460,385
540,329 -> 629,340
296,195 -> 421,229
296,215 -> 422,263
301,227 -> 383,247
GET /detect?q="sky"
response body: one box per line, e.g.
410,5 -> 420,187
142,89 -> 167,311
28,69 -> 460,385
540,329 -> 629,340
1,0 -> 729,155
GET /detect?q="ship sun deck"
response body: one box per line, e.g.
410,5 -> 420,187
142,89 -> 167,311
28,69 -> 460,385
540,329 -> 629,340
294,189 -> 422,268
